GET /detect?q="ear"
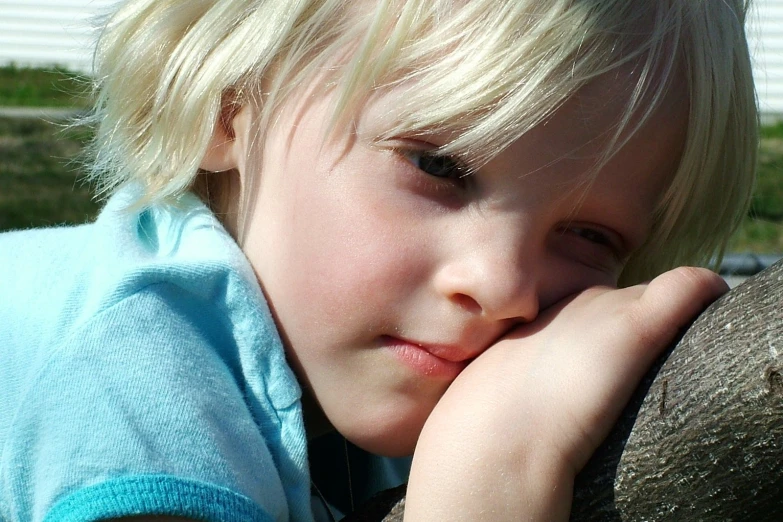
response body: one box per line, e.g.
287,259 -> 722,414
200,96 -> 252,173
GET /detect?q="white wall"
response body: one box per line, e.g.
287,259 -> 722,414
748,0 -> 783,118
0,0 -> 117,73
0,0 -> 782,116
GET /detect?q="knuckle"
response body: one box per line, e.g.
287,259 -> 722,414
662,266 -> 726,291
623,301 -> 661,349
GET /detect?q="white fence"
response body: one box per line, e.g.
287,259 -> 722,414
0,0 -> 117,74
0,0 -> 782,116
749,0 -> 783,118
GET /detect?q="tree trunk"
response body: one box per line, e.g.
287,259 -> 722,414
344,260 -> 783,521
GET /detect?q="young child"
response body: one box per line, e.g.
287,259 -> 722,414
0,0 -> 757,520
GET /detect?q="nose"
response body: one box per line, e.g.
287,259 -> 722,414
432,242 -> 540,323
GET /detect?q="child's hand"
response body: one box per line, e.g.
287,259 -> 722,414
404,267 -> 728,521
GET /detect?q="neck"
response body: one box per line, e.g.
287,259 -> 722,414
302,388 -> 336,440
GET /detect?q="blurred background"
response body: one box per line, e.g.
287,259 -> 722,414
0,0 -> 780,278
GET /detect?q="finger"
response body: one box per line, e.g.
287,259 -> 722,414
631,266 -> 728,348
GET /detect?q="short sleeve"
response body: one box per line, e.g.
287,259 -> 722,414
1,284 -> 293,522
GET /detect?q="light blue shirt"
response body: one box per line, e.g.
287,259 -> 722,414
0,188 -> 320,521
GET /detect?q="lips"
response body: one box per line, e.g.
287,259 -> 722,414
380,335 -> 472,380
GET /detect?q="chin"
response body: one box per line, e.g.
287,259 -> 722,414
335,407 -> 431,458
352,431 -> 418,458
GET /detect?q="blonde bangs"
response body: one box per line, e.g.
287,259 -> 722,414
329,0 -> 681,169
87,0 -> 757,283
619,0 -> 757,285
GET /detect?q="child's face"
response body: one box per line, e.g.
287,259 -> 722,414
225,72 -> 686,457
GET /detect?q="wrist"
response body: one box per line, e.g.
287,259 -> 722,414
404,408 -> 574,521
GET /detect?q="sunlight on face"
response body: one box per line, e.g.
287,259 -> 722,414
235,69 -> 687,456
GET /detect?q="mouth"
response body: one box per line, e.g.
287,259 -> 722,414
380,335 -> 471,380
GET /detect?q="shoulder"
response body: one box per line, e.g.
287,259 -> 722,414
2,285 -> 298,521
90,188 -> 258,312
106,518 -> 199,522
0,188 -> 256,347
0,190 -> 312,522
105,515 -> 198,522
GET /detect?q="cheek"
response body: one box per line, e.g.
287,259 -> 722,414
537,255 -> 621,311
263,163 -> 425,334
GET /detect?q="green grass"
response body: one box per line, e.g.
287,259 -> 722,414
760,121 -> 783,140
726,127 -> 783,253
752,136 -> 783,221
728,218 -> 783,253
0,117 -> 99,230
0,66 -> 97,229
0,65 -> 90,108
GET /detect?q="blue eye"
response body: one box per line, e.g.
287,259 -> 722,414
405,151 -> 466,180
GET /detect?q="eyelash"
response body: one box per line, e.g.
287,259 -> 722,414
561,225 -> 624,259
570,226 -> 612,246
401,149 -> 469,185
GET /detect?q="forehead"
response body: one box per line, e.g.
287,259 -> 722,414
538,64 -> 687,160
355,58 -> 687,155
325,0 -> 681,150
502,69 -> 688,240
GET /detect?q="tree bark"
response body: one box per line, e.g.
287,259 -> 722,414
344,260 -> 783,521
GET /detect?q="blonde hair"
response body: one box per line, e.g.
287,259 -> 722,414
87,0 -> 757,285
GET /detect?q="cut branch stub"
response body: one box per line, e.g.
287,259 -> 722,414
572,260 -> 783,520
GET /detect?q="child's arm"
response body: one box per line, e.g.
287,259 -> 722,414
403,267 -> 728,521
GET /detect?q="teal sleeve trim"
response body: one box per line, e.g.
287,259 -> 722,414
44,474 -> 274,522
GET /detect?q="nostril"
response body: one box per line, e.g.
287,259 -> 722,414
451,293 -> 482,314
